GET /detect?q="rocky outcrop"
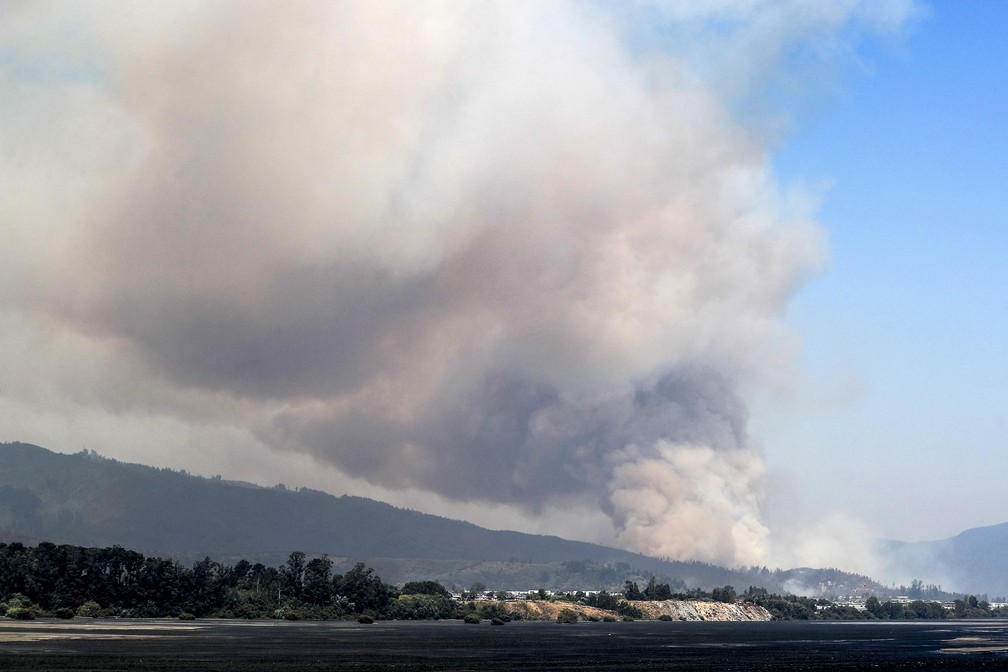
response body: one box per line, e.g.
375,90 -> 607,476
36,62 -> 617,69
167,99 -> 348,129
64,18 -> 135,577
630,600 -> 772,621
485,600 -> 771,622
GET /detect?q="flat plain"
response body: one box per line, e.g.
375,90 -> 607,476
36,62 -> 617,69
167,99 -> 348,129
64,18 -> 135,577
2,618 -> 1008,671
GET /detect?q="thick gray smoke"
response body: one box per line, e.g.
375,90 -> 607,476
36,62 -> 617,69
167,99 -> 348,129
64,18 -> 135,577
1,1 -> 912,567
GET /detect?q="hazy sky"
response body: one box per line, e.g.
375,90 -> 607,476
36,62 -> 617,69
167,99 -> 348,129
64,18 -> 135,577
2,1 -> 1004,575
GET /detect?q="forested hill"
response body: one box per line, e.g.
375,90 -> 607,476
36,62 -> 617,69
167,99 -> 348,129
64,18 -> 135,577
880,523 -> 1008,598
0,442 -> 879,594
0,442 -> 628,563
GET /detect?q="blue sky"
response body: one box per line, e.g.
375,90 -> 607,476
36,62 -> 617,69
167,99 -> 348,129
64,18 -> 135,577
759,0 -> 1008,541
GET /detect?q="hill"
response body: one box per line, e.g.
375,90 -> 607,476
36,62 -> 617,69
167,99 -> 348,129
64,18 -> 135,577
0,442 -> 880,594
879,523 -> 1008,599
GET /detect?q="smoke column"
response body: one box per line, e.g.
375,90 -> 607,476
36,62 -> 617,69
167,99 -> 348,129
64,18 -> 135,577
0,1 -> 912,567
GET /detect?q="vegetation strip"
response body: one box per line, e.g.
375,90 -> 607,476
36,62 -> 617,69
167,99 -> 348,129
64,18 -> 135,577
2,541 -> 1004,623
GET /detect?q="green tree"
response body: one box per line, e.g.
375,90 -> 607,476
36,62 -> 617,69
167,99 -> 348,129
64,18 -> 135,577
282,551 -> 306,599
182,557 -> 225,617
303,556 -> 333,606
711,585 -> 736,603
584,590 -> 620,611
400,581 -> 450,597
335,563 -> 392,614
643,577 -> 672,600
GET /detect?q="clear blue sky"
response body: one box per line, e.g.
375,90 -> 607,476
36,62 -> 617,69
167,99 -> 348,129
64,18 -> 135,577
759,0 -> 1008,541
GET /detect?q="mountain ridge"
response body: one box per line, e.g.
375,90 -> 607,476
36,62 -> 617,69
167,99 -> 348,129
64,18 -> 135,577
0,442 -> 922,595
879,522 -> 1008,598
0,442 -> 743,586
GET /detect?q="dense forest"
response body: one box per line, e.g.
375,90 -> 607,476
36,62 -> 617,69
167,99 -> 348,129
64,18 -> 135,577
3,542 -> 1006,623
0,541 -> 403,621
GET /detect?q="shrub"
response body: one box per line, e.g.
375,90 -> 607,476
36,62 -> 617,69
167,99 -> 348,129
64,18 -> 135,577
490,617 -> 504,626
477,601 -> 514,621
54,607 -> 75,619
357,614 -> 374,624
602,615 -> 617,622
77,600 -> 101,616
616,601 -> 644,620
463,613 -> 481,624
1,592 -> 35,620
556,608 -> 579,624
6,607 -> 35,620
1,595 -> 42,620
658,614 -> 674,621
388,594 -> 456,620
178,612 -> 196,621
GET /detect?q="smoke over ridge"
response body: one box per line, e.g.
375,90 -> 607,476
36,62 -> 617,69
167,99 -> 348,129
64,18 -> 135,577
1,1 -> 913,567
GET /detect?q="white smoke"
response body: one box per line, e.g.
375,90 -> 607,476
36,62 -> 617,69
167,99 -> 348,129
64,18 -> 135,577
0,0 -> 914,568
607,442 -> 768,566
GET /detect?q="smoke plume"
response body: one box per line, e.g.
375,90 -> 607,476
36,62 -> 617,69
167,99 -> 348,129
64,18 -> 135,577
1,1 -> 913,567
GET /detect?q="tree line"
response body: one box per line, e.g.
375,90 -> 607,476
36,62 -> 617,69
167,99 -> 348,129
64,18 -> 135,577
742,587 -> 1008,621
0,542 -> 408,620
4,541 -> 1006,622
622,577 -> 736,603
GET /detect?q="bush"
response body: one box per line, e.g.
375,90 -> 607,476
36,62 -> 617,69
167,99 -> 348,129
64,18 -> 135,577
556,608 -> 579,624
178,612 -> 196,621
75,601 -> 101,618
357,614 -> 374,624
602,615 -> 617,622
1,595 -> 41,620
6,607 -> 35,620
490,617 -> 504,626
1,594 -> 28,609
463,613 -> 481,624
388,594 -> 456,620
616,601 -> 644,620
54,607 -> 75,619
477,601 -> 511,621
658,614 -> 674,621
273,606 -> 302,621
